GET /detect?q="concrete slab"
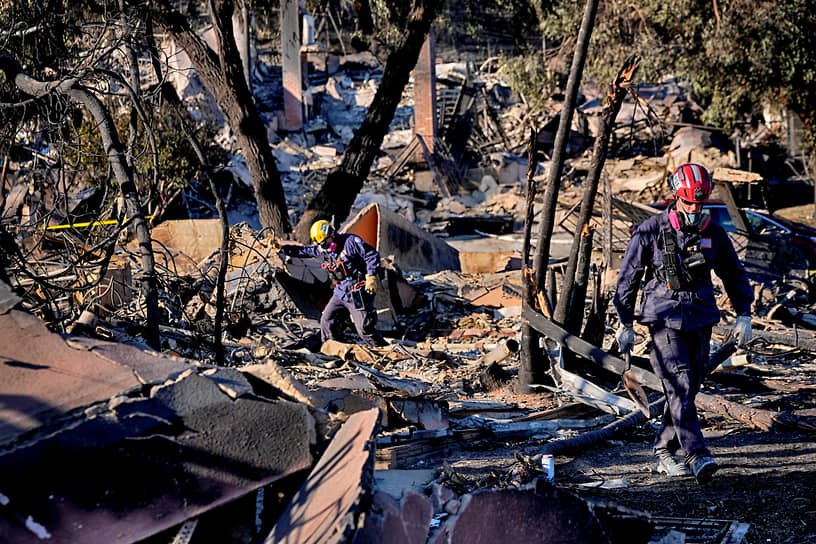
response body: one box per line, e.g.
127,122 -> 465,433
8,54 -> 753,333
267,408 -> 381,544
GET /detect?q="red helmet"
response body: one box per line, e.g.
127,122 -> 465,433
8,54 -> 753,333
668,163 -> 712,203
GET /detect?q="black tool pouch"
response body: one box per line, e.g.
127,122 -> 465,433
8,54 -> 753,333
680,233 -> 707,284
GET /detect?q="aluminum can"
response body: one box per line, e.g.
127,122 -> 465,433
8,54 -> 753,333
541,454 -> 554,480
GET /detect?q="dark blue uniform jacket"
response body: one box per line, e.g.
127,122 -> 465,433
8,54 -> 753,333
282,233 -> 381,303
614,210 -> 753,331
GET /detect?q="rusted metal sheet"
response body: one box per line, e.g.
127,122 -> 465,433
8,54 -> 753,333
0,309 -> 142,444
0,373 -> 314,544
267,408 -> 380,544
342,202 -> 460,273
0,306 -> 316,544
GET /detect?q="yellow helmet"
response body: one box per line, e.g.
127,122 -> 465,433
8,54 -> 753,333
310,219 -> 334,244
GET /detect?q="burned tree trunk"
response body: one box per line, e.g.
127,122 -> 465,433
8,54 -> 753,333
293,0 -> 441,242
552,56 -> 638,327
519,0 -> 600,392
521,128 -> 551,388
581,264 -> 608,346
150,0 -> 291,235
564,225 -> 594,335
0,55 -> 161,349
695,392 -> 803,432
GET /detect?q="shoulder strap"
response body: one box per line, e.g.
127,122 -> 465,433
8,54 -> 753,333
661,225 -> 682,290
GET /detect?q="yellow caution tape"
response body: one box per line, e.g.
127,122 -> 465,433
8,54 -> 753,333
40,216 -> 153,230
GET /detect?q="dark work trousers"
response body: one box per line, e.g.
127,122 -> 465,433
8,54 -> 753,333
320,292 -> 385,347
648,324 -> 712,460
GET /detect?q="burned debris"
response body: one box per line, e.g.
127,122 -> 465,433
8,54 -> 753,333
2,9 -> 816,544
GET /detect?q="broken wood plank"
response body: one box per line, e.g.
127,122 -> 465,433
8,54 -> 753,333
713,323 -> 816,351
715,179 -> 753,235
384,134 -> 421,178
376,429 -> 481,470
511,403 -> 601,422
484,417 -> 609,439
415,133 -> 452,197
446,400 -> 519,414
712,167 -> 763,184
693,392 -> 804,432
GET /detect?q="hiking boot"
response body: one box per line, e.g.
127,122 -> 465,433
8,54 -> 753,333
656,455 -> 692,477
688,455 -> 719,484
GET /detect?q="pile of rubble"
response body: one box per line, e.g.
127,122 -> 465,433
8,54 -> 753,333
3,42 -> 816,544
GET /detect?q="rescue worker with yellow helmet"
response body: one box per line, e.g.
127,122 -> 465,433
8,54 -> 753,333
277,219 -> 386,347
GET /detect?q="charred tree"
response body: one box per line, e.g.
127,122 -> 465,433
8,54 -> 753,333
552,56 -> 639,327
149,0 -> 291,235
581,264 -> 608,347
0,55 -> 161,348
564,225 -> 594,335
146,23 -> 230,365
519,0 -> 600,392
521,127 -> 554,388
292,0 -> 441,242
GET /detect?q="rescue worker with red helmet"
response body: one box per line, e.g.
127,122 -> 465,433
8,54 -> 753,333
613,163 -> 754,484
277,219 -> 386,347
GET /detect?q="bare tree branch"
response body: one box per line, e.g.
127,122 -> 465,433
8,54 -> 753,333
0,54 -> 162,348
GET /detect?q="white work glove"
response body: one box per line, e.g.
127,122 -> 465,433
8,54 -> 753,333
734,315 -> 752,347
616,323 -> 634,354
